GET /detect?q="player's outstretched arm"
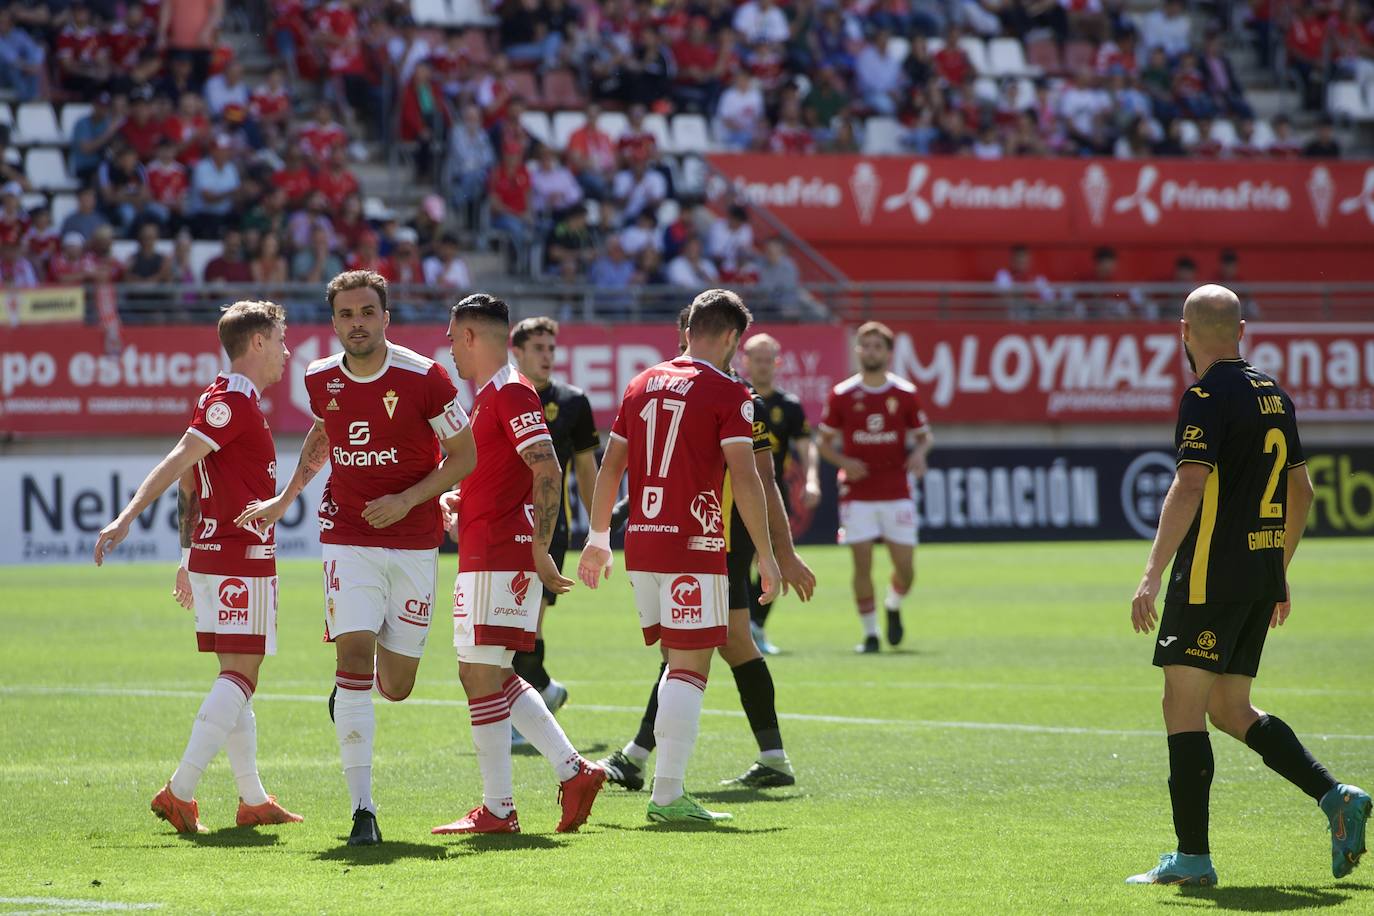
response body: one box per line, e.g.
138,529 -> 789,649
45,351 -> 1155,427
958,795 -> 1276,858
524,438 -> 576,595
905,428 -> 934,478
1273,465 -> 1314,628
95,433 -> 213,566
754,448 -> 815,602
236,418 -> 330,530
362,427 -> 477,529
1131,463 -> 1209,634
573,447 -> 599,520
578,436 -> 627,589
172,471 -> 198,609
727,441 -> 781,605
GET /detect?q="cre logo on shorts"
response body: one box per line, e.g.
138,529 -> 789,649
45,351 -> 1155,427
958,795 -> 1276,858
508,570 -> 532,605
453,585 -> 467,620
669,575 -> 703,624
218,578 -> 249,624
404,598 -> 432,620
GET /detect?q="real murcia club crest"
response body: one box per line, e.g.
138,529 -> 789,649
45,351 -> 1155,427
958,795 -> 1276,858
383,389 -> 398,419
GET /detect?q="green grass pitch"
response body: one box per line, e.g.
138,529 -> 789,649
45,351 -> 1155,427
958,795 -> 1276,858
1,540 -> 1371,914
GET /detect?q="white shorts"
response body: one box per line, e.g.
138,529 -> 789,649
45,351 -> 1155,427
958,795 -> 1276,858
628,571 -> 729,649
322,544 -> 438,659
191,572 -> 278,656
838,499 -> 919,546
452,569 -> 539,660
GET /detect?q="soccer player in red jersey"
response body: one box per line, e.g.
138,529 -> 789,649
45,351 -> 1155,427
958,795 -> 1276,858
236,271 -> 476,846
579,289 -> 782,823
818,321 -> 934,654
93,301 -> 302,834
431,294 -> 605,836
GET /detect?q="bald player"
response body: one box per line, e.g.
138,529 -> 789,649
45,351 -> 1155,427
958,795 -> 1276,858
1126,285 -> 1368,886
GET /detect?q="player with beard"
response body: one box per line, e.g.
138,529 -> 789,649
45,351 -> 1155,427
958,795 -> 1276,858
596,306 -> 815,794
818,321 -> 933,653
237,271 -> 477,846
506,317 -> 600,727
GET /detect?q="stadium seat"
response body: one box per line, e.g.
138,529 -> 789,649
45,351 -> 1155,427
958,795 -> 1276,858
1014,77 -> 1036,109
678,154 -> 709,196
540,69 -> 585,110
656,197 -> 680,227
519,109 -> 552,147
447,0 -> 496,25
926,38 -> 945,57
1327,81 -> 1367,120
886,36 -> 910,65
14,102 -> 62,146
59,103 -> 93,140
582,198 -> 601,226
862,117 -> 902,155
1024,36 -> 1060,74
50,192 -> 76,228
1177,119 -> 1201,147
1251,118 -> 1276,149
669,113 -> 713,154
597,110 -> 629,141
24,148 -> 77,191
0,104 -> 12,129
643,113 -> 672,152
505,70 -> 539,105
1063,41 -> 1095,76
958,37 -> 990,75
21,192 -> 46,212
551,110 -> 586,149
110,239 -> 138,263
988,37 -> 1030,76
190,241 -> 220,279
1209,119 -> 1238,148
972,78 -> 999,104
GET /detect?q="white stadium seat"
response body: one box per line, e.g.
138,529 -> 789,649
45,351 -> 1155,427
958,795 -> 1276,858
1177,120 -> 1201,148
518,110 -> 552,148
886,36 -> 910,65
50,192 -> 77,228
958,37 -> 990,75
0,104 -> 12,129
988,37 -> 1030,76
1251,119 -> 1276,149
642,113 -> 672,152
1327,81 -> 1367,120
656,197 -> 680,227
59,104 -> 93,140
190,241 -> 220,280
551,110 -> 586,149
14,102 -> 63,146
596,110 -> 629,142
862,117 -> 902,155
24,148 -> 78,191
669,113 -> 713,154
973,78 -> 999,104
677,154 -> 709,196
1209,119 -> 1238,148
110,240 -> 138,263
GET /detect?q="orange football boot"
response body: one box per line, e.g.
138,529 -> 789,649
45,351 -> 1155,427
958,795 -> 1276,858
150,782 -> 209,834
432,805 -> 521,834
236,796 -> 304,826
556,760 -> 607,833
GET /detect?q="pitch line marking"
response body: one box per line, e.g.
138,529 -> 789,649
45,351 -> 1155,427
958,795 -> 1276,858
5,684 -> 1374,742
0,898 -> 161,914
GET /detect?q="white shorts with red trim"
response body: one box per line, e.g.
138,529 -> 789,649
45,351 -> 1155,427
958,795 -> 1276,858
838,499 -> 919,546
191,572 -> 278,656
322,544 -> 438,659
452,569 -> 539,655
628,571 -> 729,650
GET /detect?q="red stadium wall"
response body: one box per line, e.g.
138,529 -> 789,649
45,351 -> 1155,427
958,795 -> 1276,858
709,154 -> 1374,283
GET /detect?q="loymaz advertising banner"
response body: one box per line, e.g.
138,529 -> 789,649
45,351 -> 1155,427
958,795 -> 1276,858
905,446 -> 1374,543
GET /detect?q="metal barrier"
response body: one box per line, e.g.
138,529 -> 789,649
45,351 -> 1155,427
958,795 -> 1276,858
91,280 -> 1374,325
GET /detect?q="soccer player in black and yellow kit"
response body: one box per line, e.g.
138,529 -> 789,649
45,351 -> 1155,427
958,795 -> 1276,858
1128,285 -> 1369,886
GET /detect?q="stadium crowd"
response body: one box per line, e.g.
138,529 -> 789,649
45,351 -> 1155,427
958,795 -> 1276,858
0,0 -> 1368,302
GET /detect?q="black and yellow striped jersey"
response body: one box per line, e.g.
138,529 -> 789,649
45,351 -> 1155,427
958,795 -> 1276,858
1166,358 -> 1306,606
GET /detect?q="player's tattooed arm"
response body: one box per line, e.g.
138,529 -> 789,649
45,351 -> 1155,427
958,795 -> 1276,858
176,471 -> 200,549
295,419 -> 331,490
234,419 -> 329,531
524,439 -> 575,594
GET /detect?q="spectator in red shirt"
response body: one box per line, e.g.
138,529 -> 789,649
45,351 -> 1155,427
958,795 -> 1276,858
1268,113 -> 1303,158
87,226 -> 126,284
165,92 -> 212,166
769,96 -> 816,153
618,103 -> 659,167
299,101 -> 348,162
399,60 -> 452,182
203,226 -> 252,283
249,231 -> 288,286
333,192 -> 369,253
48,233 -> 97,284
250,66 -> 292,147
57,5 -> 111,95
567,103 -> 617,199
671,16 -> 721,113
272,145 -> 315,209
22,208 -> 59,273
389,227 -> 425,285
120,87 -> 165,162
934,26 -> 973,89
105,4 -> 162,93
1286,0 -> 1328,107
314,145 -> 360,211
488,148 -> 533,272
346,229 -> 395,280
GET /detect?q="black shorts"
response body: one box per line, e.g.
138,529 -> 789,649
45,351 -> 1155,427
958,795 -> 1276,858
542,519 -> 570,606
1152,598 -> 1275,678
727,511 -> 755,610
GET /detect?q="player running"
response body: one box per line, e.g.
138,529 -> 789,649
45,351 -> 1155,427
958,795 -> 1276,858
507,317 -> 600,723
235,271 -> 476,846
1127,285 -> 1368,886
817,321 -> 933,654
580,290 -> 783,824
597,309 -> 814,794
94,301 -> 302,834
432,294 -> 605,836
742,332 -> 821,655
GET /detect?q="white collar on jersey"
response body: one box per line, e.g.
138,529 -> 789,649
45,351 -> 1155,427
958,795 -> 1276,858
218,371 -> 260,399
684,356 -> 735,381
475,361 -> 518,396
337,343 -> 395,383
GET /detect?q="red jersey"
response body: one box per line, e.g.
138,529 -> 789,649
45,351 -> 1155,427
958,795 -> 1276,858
58,25 -> 105,66
489,164 -> 530,216
305,343 -> 468,550
769,124 -> 816,154
617,129 -> 657,165
314,167 -> 359,210
147,159 -> 189,206
23,226 -> 59,267
299,121 -> 348,161
610,356 -> 755,575
456,364 -> 551,573
185,373 -> 278,577
345,253 -> 395,280
251,86 -> 291,121
272,166 -> 315,205
104,22 -> 152,69
48,251 -> 96,283
820,373 -> 930,502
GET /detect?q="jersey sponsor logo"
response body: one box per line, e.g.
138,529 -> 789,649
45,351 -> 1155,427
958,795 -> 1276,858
752,420 -> 767,439
544,400 -> 560,423
326,398 -> 340,411
1182,425 -> 1204,441
687,536 -> 725,551
1197,630 -> 1217,650
205,401 -> 232,428
383,389 -> 398,419
509,410 -> 545,439
404,597 -> 432,620
331,444 -> 399,466
453,584 -> 467,620
740,400 -> 754,423
690,491 -> 722,535
1259,395 -> 1285,415
218,577 -> 249,624
669,574 -> 703,624
1248,529 -> 1286,550
327,377 -> 346,394
642,485 -> 664,519
508,570 -> 532,606
1158,635 -> 1178,647
1189,386 -> 1210,398
348,421 -> 370,445
854,412 -> 900,444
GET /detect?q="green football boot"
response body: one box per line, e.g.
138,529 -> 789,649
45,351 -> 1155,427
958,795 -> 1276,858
1321,784 -> 1371,879
1125,852 -> 1217,886
646,792 -> 732,824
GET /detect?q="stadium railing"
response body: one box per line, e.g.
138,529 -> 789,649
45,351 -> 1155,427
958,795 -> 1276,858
62,281 -> 1374,325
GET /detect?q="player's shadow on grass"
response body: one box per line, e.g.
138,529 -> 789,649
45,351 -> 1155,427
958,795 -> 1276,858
599,823 -> 786,835
513,741 -> 611,759
1164,883 -> 1370,912
182,827 -> 283,848
690,787 -> 803,804
314,840 -> 450,865
437,834 -> 565,855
